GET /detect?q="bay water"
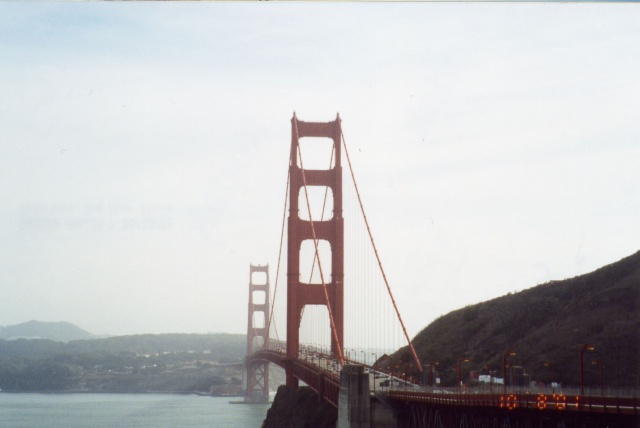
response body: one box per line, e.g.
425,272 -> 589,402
0,393 -> 269,427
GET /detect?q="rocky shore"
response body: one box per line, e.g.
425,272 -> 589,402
262,385 -> 337,428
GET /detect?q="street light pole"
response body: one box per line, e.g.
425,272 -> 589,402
429,360 -> 439,388
457,357 -> 469,388
544,361 -> 555,393
503,350 -> 516,394
391,365 -> 394,389
579,344 -> 595,396
403,364 -> 407,388
371,353 -> 377,393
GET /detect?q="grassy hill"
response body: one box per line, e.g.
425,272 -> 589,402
392,250 -> 640,388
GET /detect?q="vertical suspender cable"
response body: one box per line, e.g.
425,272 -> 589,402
341,129 -> 424,374
265,148 -> 292,350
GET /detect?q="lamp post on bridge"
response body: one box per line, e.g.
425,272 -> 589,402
544,361 -> 555,393
503,350 -> 516,394
579,343 -> 595,396
485,367 -> 497,393
482,366 -> 492,393
429,360 -> 439,388
457,356 -> 469,389
391,364 -> 398,389
404,362 -> 413,387
371,353 -> 378,393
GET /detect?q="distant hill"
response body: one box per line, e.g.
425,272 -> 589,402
66,333 -> 246,361
0,320 -> 95,342
392,250 -> 640,388
0,332 -> 246,392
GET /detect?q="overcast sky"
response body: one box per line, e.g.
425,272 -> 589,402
1,3 -> 638,340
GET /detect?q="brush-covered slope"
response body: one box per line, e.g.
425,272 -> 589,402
396,250 -> 640,387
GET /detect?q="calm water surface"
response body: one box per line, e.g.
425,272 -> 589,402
0,393 -> 269,427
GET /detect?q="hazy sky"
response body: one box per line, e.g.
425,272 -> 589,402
1,3 -> 638,339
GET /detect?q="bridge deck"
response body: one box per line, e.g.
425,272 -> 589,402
249,348 -> 639,417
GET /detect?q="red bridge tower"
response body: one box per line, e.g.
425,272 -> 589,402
286,114 -> 344,388
245,264 -> 270,403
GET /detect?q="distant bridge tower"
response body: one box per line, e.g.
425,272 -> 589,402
245,264 -> 270,403
287,114 -> 344,388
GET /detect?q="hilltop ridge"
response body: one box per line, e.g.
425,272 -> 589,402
394,250 -> 640,388
0,320 -> 95,342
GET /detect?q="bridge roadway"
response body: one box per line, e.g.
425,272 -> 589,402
249,348 -> 639,427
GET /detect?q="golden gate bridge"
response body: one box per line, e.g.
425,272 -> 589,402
242,114 -> 639,428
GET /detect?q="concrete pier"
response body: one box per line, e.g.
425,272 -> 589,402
337,365 -> 371,428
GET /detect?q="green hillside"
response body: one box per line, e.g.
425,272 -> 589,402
393,250 -> 640,388
0,333 -> 246,393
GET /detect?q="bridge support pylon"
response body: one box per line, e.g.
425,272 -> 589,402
337,365 -> 370,428
245,264 -> 270,404
287,113 -> 345,388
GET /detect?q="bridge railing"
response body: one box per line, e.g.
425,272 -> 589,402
248,347 -> 342,408
375,382 -> 640,398
379,389 -> 640,416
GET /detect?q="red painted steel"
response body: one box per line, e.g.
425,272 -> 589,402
245,264 -> 270,403
249,349 -> 341,408
286,113 -> 344,388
